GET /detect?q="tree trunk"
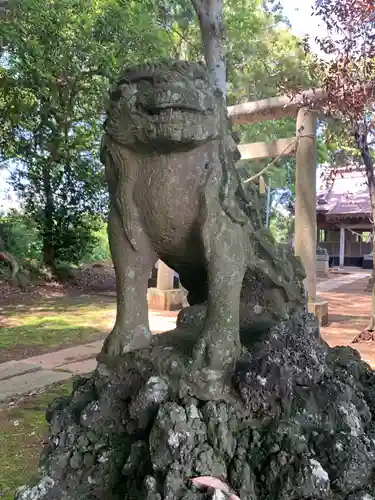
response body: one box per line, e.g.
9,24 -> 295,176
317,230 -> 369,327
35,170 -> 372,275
0,250 -> 19,277
287,217 -> 295,246
367,235 -> 375,331
354,121 -> 375,333
42,164 -> 55,267
0,0 -> 10,16
191,0 -> 226,98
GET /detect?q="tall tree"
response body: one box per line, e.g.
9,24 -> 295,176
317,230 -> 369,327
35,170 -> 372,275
191,0 -> 227,96
313,0 -> 375,336
189,0 -> 315,184
0,0 -> 171,266
190,0 -> 320,237
0,0 -> 315,268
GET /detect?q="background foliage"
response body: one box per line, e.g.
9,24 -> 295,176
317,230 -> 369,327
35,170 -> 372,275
0,0 -> 320,278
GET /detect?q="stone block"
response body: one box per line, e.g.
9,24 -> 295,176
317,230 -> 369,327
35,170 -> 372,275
363,254 -> 373,270
308,299 -> 329,327
147,288 -> 184,311
316,259 -> 329,276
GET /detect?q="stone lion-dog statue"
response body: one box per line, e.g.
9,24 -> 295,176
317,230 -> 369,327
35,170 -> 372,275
100,60 -> 305,369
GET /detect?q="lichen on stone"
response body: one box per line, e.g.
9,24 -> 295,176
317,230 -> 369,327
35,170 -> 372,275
15,311 -> 375,500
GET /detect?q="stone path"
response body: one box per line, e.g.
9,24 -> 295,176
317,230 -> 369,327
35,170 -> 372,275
0,310 -> 178,403
317,270 -> 371,293
0,270 -> 373,403
319,274 -> 375,369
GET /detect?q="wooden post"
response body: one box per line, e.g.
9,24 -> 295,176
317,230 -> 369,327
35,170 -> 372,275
339,225 -> 345,268
294,108 -> 317,302
259,176 -> 266,195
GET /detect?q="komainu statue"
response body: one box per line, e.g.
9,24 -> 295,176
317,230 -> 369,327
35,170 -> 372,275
100,60 -> 305,368
16,61 -> 375,500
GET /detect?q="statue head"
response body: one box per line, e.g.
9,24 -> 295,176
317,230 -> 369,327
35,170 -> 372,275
103,60 -> 227,154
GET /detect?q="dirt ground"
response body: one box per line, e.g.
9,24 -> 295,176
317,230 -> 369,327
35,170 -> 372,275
2,263 -> 375,368
0,260 -> 117,304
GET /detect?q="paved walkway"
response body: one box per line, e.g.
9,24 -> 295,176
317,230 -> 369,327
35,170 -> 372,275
0,310 -> 177,403
0,269 -> 373,403
317,270 -> 371,293
319,273 -> 375,369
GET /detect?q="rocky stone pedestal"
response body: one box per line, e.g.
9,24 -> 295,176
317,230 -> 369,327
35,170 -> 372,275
16,311 -> 375,500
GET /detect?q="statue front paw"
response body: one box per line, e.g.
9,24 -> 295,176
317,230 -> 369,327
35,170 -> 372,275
192,326 -> 241,370
101,324 -> 152,357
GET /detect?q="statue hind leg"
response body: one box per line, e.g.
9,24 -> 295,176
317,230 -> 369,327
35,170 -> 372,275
101,206 -> 157,357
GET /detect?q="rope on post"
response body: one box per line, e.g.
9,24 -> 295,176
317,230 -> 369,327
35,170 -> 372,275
243,136 -> 299,184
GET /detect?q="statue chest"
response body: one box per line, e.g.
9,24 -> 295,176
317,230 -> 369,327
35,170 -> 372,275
133,147 -> 215,255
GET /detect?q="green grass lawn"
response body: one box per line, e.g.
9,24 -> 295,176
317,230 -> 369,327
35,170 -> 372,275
0,382 -> 72,500
0,295 -> 116,361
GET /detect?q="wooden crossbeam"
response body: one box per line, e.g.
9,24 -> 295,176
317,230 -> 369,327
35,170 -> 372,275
228,88 -> 326,125
228,83 -> 374,125
237,137 -> 297,160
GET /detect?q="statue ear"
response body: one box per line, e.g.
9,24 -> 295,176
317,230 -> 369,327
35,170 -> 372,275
226,135 -> 241,163
213,87 -> 224,99
100,136 -> 107,164
232,130 -> 241,144
233,147 -> 241,163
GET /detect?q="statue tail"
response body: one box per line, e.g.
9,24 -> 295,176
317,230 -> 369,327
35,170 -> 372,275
218,135 -> 250,226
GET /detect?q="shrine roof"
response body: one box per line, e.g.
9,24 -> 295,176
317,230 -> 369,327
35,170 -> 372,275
316,166 -> 371,218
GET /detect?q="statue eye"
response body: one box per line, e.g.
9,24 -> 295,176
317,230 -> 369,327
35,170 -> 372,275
131,76 -> 154,85
110,89 -> 122,100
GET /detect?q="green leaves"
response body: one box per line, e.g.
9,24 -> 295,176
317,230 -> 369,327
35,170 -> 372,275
0,0 -> 318,264
222,0 -> 317,196
0,0 -> 173,264
224,0 -> 316,104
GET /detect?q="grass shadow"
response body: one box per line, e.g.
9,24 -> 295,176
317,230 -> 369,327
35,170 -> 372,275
0,381 -> 72,500
0,322 -> 106,350
0,294 -> 116,316
0,294 -> 115,358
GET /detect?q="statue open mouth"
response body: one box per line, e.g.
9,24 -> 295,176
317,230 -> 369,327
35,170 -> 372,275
142,103 -> 204,121
144,103 -> 202,114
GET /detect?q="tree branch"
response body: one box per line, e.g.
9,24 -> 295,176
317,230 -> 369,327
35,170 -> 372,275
0,251 -> 20,278
190,0 -> 201,11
